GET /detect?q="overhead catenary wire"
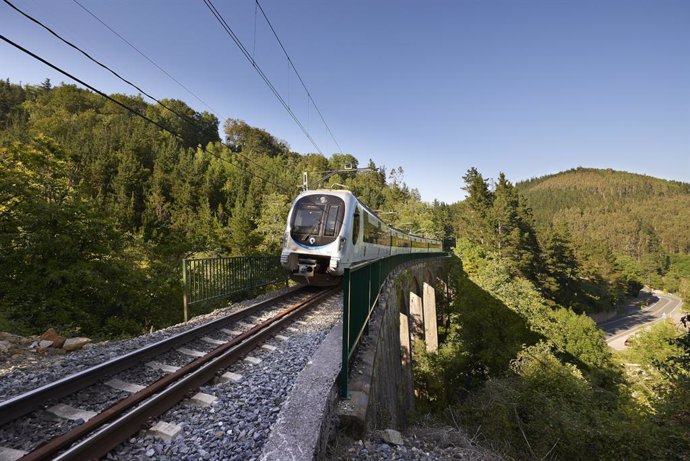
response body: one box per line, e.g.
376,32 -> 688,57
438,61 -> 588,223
255,0 -> 344,155
70,0 -> 222,118
202,0 -> 324,156
0,35 -> 183,139
3,0 -> 203,131
0,34 -> 293,194
14,0 -> 341,186
69,0 -> 293,188
4,0 -> 293,193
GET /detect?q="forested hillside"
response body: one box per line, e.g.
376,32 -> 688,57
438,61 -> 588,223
451,168 -> 626,314
517,168 -> 690,299
0,79 -> 448,338
420,168 -> 690,459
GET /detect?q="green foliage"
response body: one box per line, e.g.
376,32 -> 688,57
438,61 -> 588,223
1,79 -> 435,339
0,137 -> 159,337
517,167 -> 690,297
0,78 -> 31,127
658,331 -> 690,430
223,118 -> 288,157
452,240 -> 618,383
416,196 -> 689,458
621,321 -> 690,421
456,166 -> 690,312
419,255 -> 690,459
460,343 -> 688,460
255,193 -> 290,254
455,168 -> 571,302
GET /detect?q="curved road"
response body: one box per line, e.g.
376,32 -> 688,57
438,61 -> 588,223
599,291 -> 684,350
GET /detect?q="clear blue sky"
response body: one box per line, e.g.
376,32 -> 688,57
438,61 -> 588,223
2,0 -> 689,203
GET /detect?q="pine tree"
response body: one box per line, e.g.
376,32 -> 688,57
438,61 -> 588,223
459,167 -> 493,246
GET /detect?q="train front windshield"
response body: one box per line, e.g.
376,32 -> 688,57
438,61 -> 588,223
290,194 -> 345,246
293,205 -> 323,234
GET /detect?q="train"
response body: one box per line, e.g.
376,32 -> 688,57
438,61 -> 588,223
280,189 -> 443,286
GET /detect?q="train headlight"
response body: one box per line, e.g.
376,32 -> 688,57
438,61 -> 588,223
282,232 -> 289,248
338,237 -> 346,251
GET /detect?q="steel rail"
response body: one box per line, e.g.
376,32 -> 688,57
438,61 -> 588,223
0,285 -> 308,427
18,287 -> 338,461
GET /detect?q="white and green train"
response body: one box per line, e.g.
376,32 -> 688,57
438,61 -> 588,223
280,189 -> 442,286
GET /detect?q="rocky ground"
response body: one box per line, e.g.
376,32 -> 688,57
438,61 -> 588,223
0,329 -> 91,377
329,422 -> 503,461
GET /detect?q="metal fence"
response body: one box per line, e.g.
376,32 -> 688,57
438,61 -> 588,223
340,252 -> 447,398
182,256 -> 288,322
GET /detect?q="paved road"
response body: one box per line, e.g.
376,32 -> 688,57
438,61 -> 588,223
598,292 -> 684,350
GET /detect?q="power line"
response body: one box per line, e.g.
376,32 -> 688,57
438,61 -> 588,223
0,34 -> 181,138
5,0 -> 290,192
0,34 -> 293,194
70,0 -> 222,118
255,0 -> 344,155
69,0 -> 296,189
202,0 -> 324,155
4,0 -> 202,131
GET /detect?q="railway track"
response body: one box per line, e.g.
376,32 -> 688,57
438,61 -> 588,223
0,286 -> 339,460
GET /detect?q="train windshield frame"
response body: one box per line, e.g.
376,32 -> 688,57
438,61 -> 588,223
290,194 -> 346,246
293,205 -> 323,235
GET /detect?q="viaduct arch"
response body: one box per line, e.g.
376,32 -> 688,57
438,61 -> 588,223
339,257 -> 451,434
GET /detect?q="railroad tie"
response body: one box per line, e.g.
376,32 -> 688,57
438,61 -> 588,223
0,446 -> 28,461
105,378 -> 145,393
148,421 -> 183,442
221,328 -> 242,336
146,361 -> 180,373
190,392 -> 218,407
177,347 -> 205,358
216,371 -> 243,384
46,403 -> 97,422
201,336 -> 226,346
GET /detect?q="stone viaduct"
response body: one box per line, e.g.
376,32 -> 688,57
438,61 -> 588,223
262,256 -> 452,460
339,257 -> 451,434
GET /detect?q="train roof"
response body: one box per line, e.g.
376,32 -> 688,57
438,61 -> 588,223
296,188 -> 355,199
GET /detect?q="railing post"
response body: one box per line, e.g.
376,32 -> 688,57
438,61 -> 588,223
182,259 -> 189,323
341,268 -> 351,399
249,257 -> 254,289
365,264 -> 372,336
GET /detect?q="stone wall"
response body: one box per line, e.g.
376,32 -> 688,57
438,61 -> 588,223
338,257 -> 450,435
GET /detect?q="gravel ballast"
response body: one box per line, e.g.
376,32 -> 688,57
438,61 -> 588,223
107,295 -> 342,460
330,425 -> 504,461
0,286 -> 298,401
0,286 -> 332,456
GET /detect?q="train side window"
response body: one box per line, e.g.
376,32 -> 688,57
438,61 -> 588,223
352,209 -> 360,243
324,205 -> 340,236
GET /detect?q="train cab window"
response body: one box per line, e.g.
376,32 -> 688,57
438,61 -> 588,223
324,205 -> 340,236
290,194 -> 345,246
293,205 -> 323,235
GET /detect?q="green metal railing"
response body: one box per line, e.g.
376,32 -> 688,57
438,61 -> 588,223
340,252 -> 447,398
182,256 -> 287,322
